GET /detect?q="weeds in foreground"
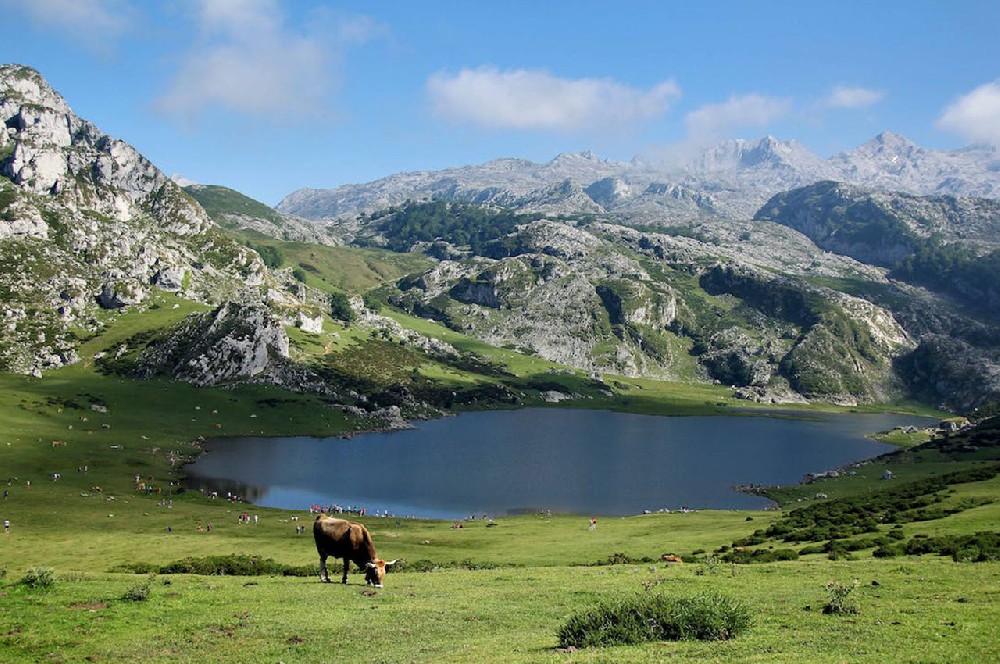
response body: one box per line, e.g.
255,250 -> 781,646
822,579 -> 860,615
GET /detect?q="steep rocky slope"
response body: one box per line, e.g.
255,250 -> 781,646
0,65 -> 274,374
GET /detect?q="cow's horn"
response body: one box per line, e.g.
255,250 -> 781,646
385,559 -> 398,566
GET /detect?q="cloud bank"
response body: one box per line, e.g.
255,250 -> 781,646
937,80 -> 1000,146
427,67 -> 681,132
684,93 -> 791,142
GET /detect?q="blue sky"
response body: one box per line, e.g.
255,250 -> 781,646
2,0 -> 999,205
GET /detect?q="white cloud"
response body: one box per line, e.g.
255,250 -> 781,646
684,93 -> 791,142
156,1 -> 384,123
822,85 -> 885,109
0,0 -> 133,53
426,67 -> 681,132
937,80 -> 1000,146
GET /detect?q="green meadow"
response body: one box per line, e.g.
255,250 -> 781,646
1,297 -> 997,663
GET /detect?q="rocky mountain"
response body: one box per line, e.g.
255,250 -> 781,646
278,133 -> 1000,227
831,132 -> 1000,199
0,65 -> 279,375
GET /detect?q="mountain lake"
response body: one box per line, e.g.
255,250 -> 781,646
184,408 -> 936,519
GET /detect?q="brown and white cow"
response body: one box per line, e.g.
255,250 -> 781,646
313,515 -> 396,587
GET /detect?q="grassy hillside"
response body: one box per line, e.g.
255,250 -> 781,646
232,231 -> 434,293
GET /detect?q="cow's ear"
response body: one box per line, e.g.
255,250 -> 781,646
385,559 -> 398,566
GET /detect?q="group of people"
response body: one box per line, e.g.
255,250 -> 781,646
310,504 -> 367,516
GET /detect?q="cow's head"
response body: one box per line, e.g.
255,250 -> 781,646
364,559 -> 397,588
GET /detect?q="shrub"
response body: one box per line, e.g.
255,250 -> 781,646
115,555 -> 315,577
21,567 -> 55,589
872,545 -> 903,558
603,552 -> 633,565
822,580 -> 860,615
558,592 -> 750,648
722,548 -> 799,564
122,580 -> 152,602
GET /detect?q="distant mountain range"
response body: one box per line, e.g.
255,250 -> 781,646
277,132 -> 1000,224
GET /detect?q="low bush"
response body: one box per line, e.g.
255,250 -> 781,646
122,580 -> 152,602
557,592 -> 751,648
822,580 -> 860,615
115,555 -> 315,577
20,567 -> 55,589
721,548 -> 799,564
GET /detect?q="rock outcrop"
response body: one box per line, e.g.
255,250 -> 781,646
134,302 -> 290,386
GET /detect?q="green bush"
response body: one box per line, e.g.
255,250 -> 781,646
330,292 -> 356,323
822,580 -> 860,615
557,592 -> 751,648
721,548 -> 799,564
21,567 -> 55,589
122,580 -> 152,602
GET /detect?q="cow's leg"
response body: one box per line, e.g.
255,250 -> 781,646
319,553 -> 329,582
342,558 -> 350,584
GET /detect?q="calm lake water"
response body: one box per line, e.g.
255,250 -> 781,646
184,408 -> 935,519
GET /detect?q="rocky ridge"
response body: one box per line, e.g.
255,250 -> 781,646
278,133 -> 1000,226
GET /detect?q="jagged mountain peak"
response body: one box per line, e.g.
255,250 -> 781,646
848,130 -> 922,158
0,64 -> 71,114
549,150 -> 601,164
684,135 -> 826,173
0,63 -> 209,234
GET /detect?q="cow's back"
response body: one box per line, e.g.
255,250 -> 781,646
313,515 -> 351,554
313,515 -> 374,563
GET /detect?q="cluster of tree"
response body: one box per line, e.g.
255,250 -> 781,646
329,292 -> 355,323
366,200 -> 542,254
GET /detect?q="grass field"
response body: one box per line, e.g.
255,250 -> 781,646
1,295 -> 996,662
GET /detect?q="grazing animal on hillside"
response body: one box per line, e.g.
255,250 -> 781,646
313,515 -> 396,587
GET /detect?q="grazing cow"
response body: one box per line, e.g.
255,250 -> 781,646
313,515 -> 396,587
